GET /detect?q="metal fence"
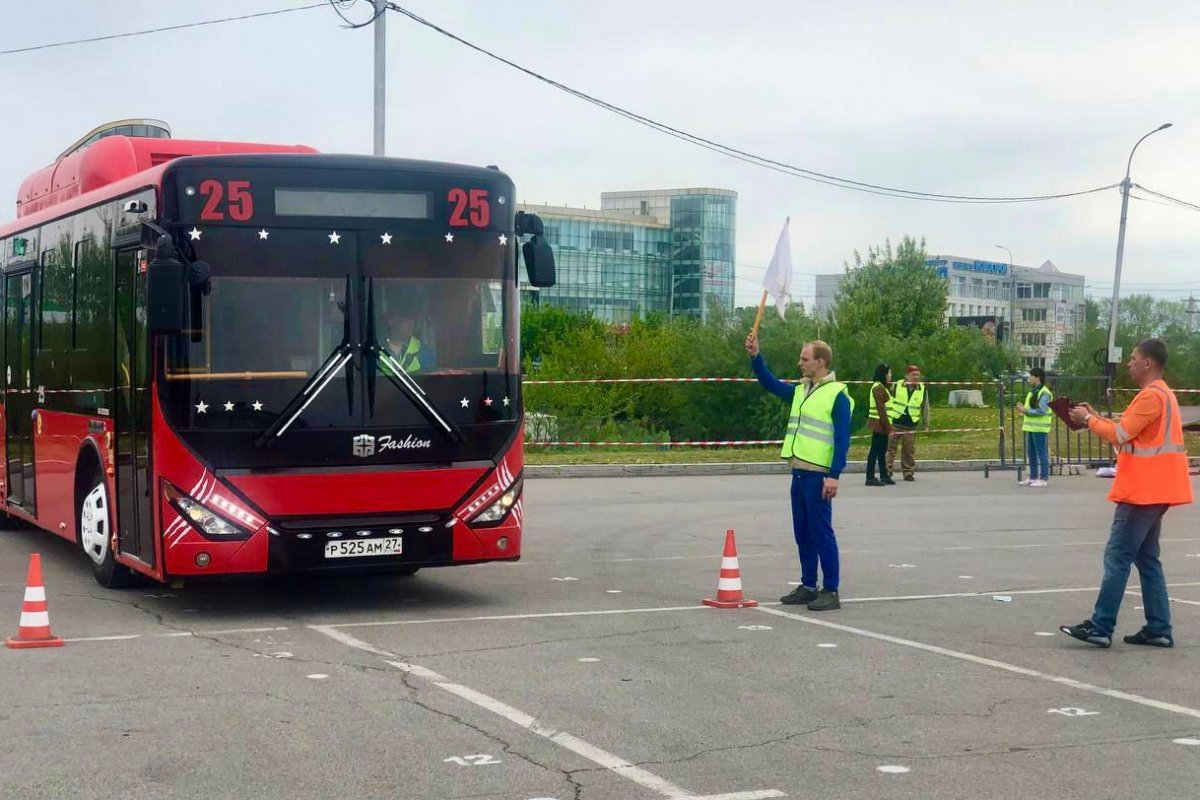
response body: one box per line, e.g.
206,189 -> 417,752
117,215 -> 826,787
992,374 -> 1114,478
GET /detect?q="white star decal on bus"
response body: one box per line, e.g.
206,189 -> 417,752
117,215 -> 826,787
502,397 -> 510,407
188,228 -> 202,241
258,229 -> 270,241
224,401 -> 235,412
380,233 -> 393,244
484,397 -> 493,407
460,397 -> 469,408
498,234 -> 508,245
252,401 -> 263,411
328,232 -> 341,245
195,401 -> 209,414
444,233 -> 454,243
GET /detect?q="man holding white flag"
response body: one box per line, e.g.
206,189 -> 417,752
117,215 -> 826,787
755,218 -> 793,331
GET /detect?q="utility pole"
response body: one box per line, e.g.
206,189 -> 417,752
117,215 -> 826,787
1106,123 -> 1172,371
373,0 -> 387,156
1188,294 -> 1198,333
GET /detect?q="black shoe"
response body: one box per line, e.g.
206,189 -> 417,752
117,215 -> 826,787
865,478 -> 883,486
880,475 -> 896,486
903,475 -> 915,482
807,589 -> 841,611
780,586 -> 819,605
1059,620 -> 1112,648
1123,628 -> 1174,648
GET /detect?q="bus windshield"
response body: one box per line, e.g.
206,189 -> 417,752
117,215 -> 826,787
157,226 -> 519,468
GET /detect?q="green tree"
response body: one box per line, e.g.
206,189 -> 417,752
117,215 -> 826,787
832,236 -> 948,340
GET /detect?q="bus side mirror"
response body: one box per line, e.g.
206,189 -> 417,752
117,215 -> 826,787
147,235 -> 187,334
522,236 -> 556,288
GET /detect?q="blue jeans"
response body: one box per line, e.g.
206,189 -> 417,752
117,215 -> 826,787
1025,432 -> 1049,480
1091,503 -> 1172,637
790,470 -> 839,591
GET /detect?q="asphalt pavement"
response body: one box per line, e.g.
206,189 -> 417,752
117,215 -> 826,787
2,471 -> 1199,800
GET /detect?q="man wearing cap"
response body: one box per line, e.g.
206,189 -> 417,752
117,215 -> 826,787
887,365 -> 930,482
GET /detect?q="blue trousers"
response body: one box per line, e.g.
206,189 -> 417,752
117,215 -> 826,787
790,470 -> 839,591
1025,432 -> 1050,480
1091,503 -> 1172,638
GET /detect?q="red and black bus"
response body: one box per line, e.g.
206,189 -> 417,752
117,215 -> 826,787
0,128 -> 554,586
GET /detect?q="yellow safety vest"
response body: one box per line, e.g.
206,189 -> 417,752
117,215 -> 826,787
781,380 -> 854,468
867,381 -> 891,421
889,382 -> 925,424
1022,385 -> 1053,434
385,336 -> 422,374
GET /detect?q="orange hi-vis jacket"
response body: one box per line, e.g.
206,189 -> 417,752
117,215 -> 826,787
1087,379 -> 1193,506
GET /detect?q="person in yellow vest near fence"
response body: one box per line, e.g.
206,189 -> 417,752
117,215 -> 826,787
865,363 -> 896,487
1061,339 -> 1193,648
745,331 -> 852,612
1016,367 -> 1053,487
886,365 -> 930,482
384,313 -> 433,375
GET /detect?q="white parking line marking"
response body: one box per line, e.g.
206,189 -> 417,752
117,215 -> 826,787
310,627 -> 782,800
58,581 -> 1200,644
876,765 -> 910,774
307,674 -> 329,680
64,625 -> 290,643
1125,590 -> 1200,607
324,605 -> 705,630
1174,738 -> 1200,746
938,537 -> 1196,552
756,606 -> 1200,721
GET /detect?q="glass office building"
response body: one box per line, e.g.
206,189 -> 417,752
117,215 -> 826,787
518,187 -> 737,323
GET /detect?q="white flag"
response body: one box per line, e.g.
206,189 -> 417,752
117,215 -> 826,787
762,218 -> 793,321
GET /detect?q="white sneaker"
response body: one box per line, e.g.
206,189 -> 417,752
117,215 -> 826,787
1018,478 -> 1033,486
1031,479 -> 1048,487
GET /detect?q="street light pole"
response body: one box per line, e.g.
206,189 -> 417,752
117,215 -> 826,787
1106,123 -> 1172,368
373,0 -> 387,156
995,244 -> 1013,343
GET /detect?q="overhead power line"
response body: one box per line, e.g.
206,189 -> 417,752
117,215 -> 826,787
1131,184 -> 1200,214
383,2 -> 1120,205
0,3 -> 327,55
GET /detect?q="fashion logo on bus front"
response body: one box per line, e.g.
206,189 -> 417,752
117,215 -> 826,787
352,434 -> 433,457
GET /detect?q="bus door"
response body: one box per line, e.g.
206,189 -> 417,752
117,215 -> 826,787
4,270 -> 36,512
113,249 -> 154,565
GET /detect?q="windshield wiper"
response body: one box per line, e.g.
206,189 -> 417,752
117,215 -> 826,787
364,279 -> 462,442
254,276 -> 355,447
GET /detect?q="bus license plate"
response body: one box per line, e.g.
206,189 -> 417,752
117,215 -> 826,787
324,538 -> 403,559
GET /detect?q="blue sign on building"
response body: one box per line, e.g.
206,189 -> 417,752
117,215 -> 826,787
926,256 -> 1008,276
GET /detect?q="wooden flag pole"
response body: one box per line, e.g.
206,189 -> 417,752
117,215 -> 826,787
751,289 -> 769,337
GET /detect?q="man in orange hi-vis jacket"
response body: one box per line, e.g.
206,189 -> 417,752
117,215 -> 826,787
1060,339 -> 1193,649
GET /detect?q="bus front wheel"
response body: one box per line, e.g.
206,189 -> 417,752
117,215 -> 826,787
78,470 -> 134,589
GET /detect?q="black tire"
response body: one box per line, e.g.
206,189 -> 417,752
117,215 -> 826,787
78,468 -> 134,589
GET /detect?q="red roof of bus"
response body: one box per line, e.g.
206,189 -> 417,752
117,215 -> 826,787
2,135 -> 317,237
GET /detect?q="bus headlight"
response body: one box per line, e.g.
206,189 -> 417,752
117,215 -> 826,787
163,483 -> 251,539
470,480 -> 521,526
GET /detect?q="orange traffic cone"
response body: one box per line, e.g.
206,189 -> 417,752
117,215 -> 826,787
6,553 -> 64,649
703,529 -> 758,609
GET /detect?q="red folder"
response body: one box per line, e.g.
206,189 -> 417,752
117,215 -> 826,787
1048,396 -> 1088,431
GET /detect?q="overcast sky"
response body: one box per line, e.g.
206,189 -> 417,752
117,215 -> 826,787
2,1 -> 1198,307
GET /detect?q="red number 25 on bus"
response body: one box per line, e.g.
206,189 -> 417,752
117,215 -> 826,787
447,188 -> 490,228
199,179 -> 255,222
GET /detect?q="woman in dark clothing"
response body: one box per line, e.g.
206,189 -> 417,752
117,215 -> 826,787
866,363 -> 895,486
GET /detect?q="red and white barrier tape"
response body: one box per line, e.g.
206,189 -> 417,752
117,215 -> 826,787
1112,387 -> 1200,394
525,427 -> 1001,447
525,377 -> 995,386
